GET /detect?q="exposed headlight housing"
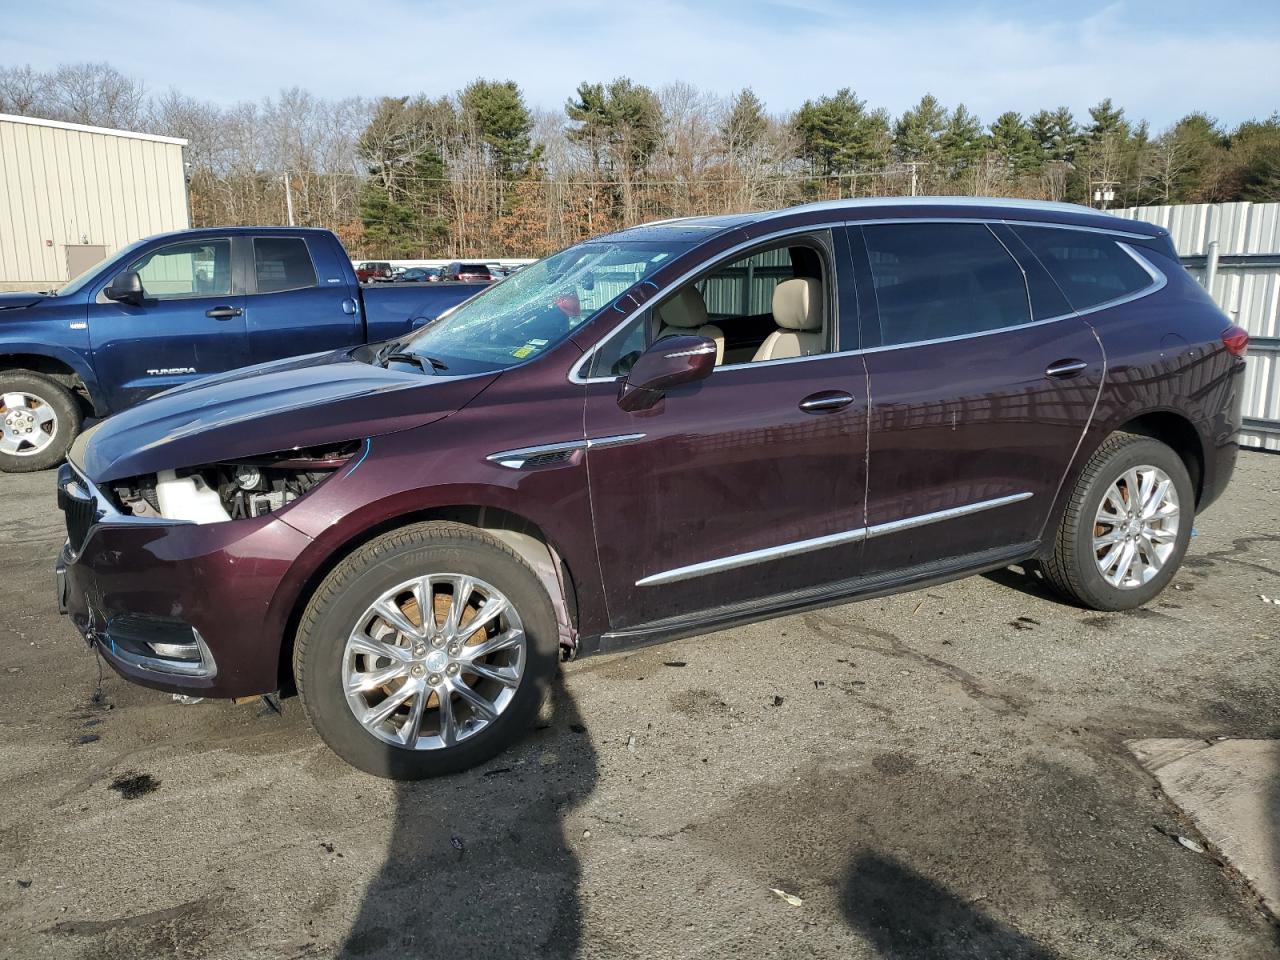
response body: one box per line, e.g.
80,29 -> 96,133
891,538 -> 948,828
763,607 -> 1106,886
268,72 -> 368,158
108,441 -> 361,524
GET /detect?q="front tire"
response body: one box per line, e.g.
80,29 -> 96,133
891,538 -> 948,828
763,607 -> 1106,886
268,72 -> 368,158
1041,432 -> 1194,611
294,522 -> 559,779
0,371 -> 81,472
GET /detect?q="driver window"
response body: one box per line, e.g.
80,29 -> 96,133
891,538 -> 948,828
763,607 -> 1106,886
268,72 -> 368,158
127,239 -> 232,300
590,235 -> 832,379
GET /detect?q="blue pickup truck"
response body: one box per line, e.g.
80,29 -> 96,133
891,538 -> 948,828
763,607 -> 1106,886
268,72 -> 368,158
0,227 -> 489,471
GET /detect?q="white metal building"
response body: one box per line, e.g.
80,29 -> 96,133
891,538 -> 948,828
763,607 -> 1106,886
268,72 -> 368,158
0,114 -> 189,292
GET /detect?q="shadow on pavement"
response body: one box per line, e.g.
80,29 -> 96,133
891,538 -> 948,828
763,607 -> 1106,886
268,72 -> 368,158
841,851 -> 1058,960
340,676 -> 596,959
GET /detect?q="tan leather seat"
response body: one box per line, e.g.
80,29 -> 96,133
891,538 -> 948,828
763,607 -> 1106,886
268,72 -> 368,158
655,287 -> 725,365
753,278 -> 825,362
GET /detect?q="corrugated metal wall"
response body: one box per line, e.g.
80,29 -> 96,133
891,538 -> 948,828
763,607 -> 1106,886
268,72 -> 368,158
1117,202 -> 1280,451
0,115 -> 189,292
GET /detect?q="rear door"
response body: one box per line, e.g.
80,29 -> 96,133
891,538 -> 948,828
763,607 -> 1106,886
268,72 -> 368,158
86,236 -> 248,411
243,236 -> 361,363
852,219 -> 1104,577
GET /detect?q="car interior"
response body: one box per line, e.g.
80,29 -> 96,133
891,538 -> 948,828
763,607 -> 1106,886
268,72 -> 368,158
597,241 -> 830,377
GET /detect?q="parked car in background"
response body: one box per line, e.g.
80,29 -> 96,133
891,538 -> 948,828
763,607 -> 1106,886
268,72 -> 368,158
356,261 -> 394,283
0,228 -> 490,470
395,267 -> 443,283
56,198 -> 1245,779
442,262 -> 495,282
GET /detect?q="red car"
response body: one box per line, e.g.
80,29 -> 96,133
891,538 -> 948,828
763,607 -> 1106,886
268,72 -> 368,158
355,261 -> 393,283
57,198 -> 1246,779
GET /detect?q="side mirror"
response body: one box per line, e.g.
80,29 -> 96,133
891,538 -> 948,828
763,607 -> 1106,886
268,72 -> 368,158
104,271 -> 145,306
617,335 -> 716,412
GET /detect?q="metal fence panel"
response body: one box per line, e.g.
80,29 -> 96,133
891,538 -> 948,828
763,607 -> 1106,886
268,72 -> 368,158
1118,202 -> 1280,451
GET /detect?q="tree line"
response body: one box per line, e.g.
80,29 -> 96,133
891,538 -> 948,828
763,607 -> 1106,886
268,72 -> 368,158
2,61 -> 1277,259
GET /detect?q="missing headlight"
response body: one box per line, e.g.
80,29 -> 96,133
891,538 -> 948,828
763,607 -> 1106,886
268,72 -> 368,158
109,441 -> 361,523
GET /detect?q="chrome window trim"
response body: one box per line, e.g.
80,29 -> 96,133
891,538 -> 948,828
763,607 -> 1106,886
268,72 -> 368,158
634,491 -> 1032,586
486,433 -> 646,470
570,218 -> 1166,385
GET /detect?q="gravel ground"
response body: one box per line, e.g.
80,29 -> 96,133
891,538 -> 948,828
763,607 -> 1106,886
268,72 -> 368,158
1,452 -> 1278,959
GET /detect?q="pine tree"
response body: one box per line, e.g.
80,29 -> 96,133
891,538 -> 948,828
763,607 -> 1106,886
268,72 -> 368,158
793,88 -> 891,176
989,111 -> 1038,172
893,94 -> 948,164
460,79 -> 535,181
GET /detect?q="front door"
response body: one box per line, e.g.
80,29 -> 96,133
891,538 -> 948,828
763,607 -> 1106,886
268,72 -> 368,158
852,220 -> 1105,576
583,230 -> 868,633
87,236 -> 248,411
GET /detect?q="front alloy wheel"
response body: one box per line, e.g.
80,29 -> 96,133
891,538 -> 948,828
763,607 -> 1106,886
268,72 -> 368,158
342,574 -> 526,750
295,521 -> 559,779
0,372 -> 82,472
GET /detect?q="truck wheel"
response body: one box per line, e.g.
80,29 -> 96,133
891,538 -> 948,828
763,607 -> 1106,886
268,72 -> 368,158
0,372 -> 82,472
294,521 -> 559,779
1041,432 -> 1194,611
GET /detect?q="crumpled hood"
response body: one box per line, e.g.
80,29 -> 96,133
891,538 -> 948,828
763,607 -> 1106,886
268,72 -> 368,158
0,292 -> 47,311
77,349 -> 498,482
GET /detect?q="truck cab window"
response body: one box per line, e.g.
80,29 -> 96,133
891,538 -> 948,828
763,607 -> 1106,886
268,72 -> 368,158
128,239 -> 232,300
254,238 -> 318,293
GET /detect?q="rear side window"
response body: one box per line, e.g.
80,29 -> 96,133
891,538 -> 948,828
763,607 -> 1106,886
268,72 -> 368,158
254,238 -> 317,293
1012,226 -> 1154,311
862,222 -> 1031,346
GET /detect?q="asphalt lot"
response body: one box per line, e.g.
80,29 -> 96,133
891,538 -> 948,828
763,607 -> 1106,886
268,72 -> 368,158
1,453 -> 1279,959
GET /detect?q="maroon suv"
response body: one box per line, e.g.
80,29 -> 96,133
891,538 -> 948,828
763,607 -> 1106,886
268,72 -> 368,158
56,198 -> 1248,779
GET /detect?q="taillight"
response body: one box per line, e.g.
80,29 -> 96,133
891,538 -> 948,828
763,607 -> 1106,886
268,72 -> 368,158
1222,325 -> 1249,358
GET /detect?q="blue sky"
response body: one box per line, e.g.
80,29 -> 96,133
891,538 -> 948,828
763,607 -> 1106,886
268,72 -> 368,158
3,0 -> 1277,129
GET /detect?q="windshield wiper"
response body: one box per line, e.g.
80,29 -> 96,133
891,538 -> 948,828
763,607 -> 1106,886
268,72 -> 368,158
381,350 -> 448,373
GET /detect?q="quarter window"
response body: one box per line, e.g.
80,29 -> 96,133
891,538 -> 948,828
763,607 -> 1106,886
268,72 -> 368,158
254,238 -> 317,293
862,223 -> 1031,346
127,239 -> 232,300
1012,226 -> 1154,311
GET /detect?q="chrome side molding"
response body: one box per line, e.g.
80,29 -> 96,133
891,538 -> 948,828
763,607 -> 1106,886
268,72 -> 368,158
487,433 -> 646,470
636,491 -> 1032,586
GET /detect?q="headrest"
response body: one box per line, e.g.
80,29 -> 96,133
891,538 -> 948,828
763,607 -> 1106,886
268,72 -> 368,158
772,278 -> 823,331
657,286 -> 709,329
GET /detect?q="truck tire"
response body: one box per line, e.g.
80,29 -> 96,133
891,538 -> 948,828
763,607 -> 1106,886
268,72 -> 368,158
1041,432 -> 1194,611
0,371 -> 82,473
294,521 -> 559,779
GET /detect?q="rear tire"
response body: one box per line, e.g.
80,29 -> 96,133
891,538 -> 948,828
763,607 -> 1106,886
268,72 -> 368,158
294,521 -> 559,779
0,371 -> 81,472
1041,432 -> 1194,611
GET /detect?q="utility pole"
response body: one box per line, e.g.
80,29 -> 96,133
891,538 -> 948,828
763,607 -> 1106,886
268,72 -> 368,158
283,174 -> 296,226
906,162 -> 920,197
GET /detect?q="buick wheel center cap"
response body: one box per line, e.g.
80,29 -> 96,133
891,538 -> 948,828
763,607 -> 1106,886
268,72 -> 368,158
425,649 -> 449,673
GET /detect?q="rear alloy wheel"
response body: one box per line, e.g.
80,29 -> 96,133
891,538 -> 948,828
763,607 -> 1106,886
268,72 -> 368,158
1041,432 -> 1194,611
0,372 -> 81,472
295,522 -> 558,779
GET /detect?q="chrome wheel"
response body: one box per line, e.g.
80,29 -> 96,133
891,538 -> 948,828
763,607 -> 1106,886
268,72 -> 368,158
0,392 -> 58,457
1092,465 -> 1180,589
342,574 -> 526,750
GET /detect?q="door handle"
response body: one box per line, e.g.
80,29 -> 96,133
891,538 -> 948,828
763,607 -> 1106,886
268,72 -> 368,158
1045,359 -> 1088,378
799,390 -> 855,413
206,306 -> 243,320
